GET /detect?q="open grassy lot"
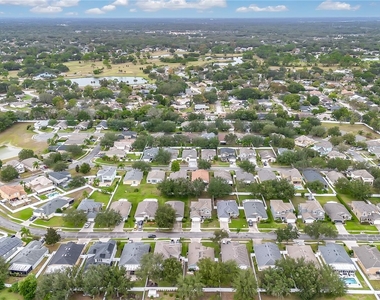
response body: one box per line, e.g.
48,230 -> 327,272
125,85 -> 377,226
90,191 -> 112,207
0,122 -> 47,153
34,217 -> 66,227
315,195 -> 339,205
321,122 -> 380,139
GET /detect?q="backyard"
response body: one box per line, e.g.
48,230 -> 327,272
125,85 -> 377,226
321,122 -> 380,139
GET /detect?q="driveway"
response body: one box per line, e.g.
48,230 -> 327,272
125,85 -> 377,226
191,221 -> 201,232
173,221 -> 182,232
335,223 -> 349,234
113,222 -> 125,233
248,223 -> 259,233
80,222 -> 94,233
220,221 -> 230,232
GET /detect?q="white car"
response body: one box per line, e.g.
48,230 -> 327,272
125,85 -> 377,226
84,222 -> 91,228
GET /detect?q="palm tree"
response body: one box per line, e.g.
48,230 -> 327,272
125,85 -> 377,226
94,163 -> 101,170
117,163 -> 124,169
20,226 -> 31,237
112,155 -> 119,163
232,269 -> 258,300
32,161 -> 40,170
177,274 -> 204,300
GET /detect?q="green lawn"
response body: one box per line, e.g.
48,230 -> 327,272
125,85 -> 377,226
0,289 -> 23,300
90,191 -> 111,207
315,196 -> 339,205
33,216 -> 82,228
321,122 -> 380,139
344,220 -> 378,232
201,242 -> 218,258
181,242 -> 189,257
291,196 -> 306,208
229,210 -> 248,229
12,208 -> 33,220
201,211 -> 219,228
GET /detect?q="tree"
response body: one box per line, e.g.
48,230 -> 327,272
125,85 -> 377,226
79,163 -> 91,174
211,229 -> 229,245
319,264 -> 347,298
327,158 -> 351,172
304,221 -> 338,243
197,159 -> 211,170
171,160 -> 180,172
94,209 -> 122,227
44,227 -> 61,245
18,149 -> 34,160
53,161 -> 67,172
207,177 -> 232,199
250,179 -> 295,200
65,145 -> 83,157
305,180 -> 325,192
75,164 -> 80,173
18,274 -> 37,300
136,253 -> 164,283
162,257 -> 183,285
0,165 -> 18,182
327,126 -> 341,136
155,204 -> 176,229
232,269 -> 258,300
68,176 -> 86,188
63,209 -> 87,227
276,224 -> 299,243
177,274 -> 205,300
132,161 -> 152,173
0,257 -> 8,289
20,226 -> 31,237
153,148 -> 172,165
237,160 -> 256,173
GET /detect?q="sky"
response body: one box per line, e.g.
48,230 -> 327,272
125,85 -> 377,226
0,0 -> 378,18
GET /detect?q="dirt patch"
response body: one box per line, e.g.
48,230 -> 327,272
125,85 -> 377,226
66,187 -> 93,200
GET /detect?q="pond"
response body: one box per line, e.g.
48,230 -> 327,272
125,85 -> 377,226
0,145 -> 21,160
69,76 -> 148,87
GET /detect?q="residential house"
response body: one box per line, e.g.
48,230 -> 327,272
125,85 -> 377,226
294,135 -> 316,148
21,158 -> 42,172
188,242 -> 214,271
4,160 -> 25,173
0,236 -> 23,261
0,185 -> 27,202
97,166 -> 117,186
326,171 -> 346,185
163,148 -> 179,161
119,243 -> 150,275
219,148 -> 236,163
191,169 -> 210,184
257,169 -> 277,183
33,197 -> 73,219
302,169 -> 328,189
166,201 -> 185,222
368,147 -> 380,159
77,199 -> 102,221
119,131 -> 137,139
239,148 -> 256,164
114,139 -> 133,152
258,150 -> 276,164
169,170 -> 188,180
45,242 -> 85,274
298,196 -> 325,223
353,245 -> 380,277
8,240 -> 48,276
34,120 -> 49,130
319,243 -> 356,274
134,199 -> 158,221
201,149 -> 216,161
27,176 -> 54,194
323,202 -> 352,223
109,199 -> 131,221
147,170 -> 165,184
243,199 -> 268,222
217,200 -> 239,222
270,200 -> 296,223
48,171 -> 71,186
123,169 -> 143,186
76,121 -> 90,130
104,147 -> 126,160
313,141 -> 333,155
350,169 -> 374,185
194,104 -> 209,111
154,242 -> 182,260
254,242 -> 281,271
221,242 -> 250,269
55,120 -> 68,130
86,240 -> 117,268
286,245 -> 319,265
350,201 -> 380,225
235,170 -> 255,184
190,198 -> 212,221
214,170 -> 233,185
182,149 -> 198,162
281,168 -> 303,187
142,147 -> 159,162
96,120 -> 108,131
327,151 -> 347,160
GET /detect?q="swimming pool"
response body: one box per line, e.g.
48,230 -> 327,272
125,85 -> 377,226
343,277 -> 359,285
47,192 -> 59,199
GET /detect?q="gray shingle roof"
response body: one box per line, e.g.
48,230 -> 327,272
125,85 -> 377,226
119,243 -> 150,266
77,199 -> 102,212
221,242 -> 250,268
34,197 -> 71,216
86,240 -> 116,267
0,236 -> 22,259
353,245 -> 380,269
166,201 -> 185,218
124,169 -> 144,182
49,242 -> 85,266
48,171 -> 71,181
323,202 -> 351,222
254,242 -> 281,269
243,200 -> 268,219
217,200 -> 239,218
257,169 -> 276,182
9,241 -> 47,271
302,169 -> 327,186
319,243 -> 354,266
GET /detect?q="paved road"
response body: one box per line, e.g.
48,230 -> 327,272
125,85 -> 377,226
69,144 -> 101,169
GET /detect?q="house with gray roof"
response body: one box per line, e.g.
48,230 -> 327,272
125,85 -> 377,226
302,169 -> 328,189
182,149 -> 198,161
327,151 -> 346,160
257,169 -> 276,183
298,196 -> 325,223
9,240 -> 48,276
135,199 -> 158,221
21,158 -> 42,172
312,140 -> 333,155
353,245 -> 380,277
169,170 -> 188,180
217,200 -> 239,222
164,148 -> 179,161
326,170 -> 346,185
97,166 -> 117,186
142,147 -> 159,162
33,197 -> 73,220
48,171 -> 71,187
214,170 -> 233,185
239,148 -> 256,164
201,149 -> 216,161
119,242 -> 150,274
96,120 -> 108,131
154,242 -> 182,260
254,242 -> 281,271
109,199 -> 131,221
221,242 -> 250,269
319,243 -> 356,273
46,242 -> 85,274
350,169 -> 374,185
123,169 -> 143,186
147,170 -> 165,184
219,148 -> 236,163
350,201 -> 380,225
243,200 -> 268,222
235,170 -> 255,184
166,201 -> 185,221
86,240 -> 117,268
188,242 -> 214,271
0,236 -> 23,261
258,150 -> 276,163
323,202 -> 352,223
77,199 -> 102,221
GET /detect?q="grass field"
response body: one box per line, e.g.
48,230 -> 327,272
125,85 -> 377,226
12,208 -> 33,220
0,289 -> 23,300
34,216 -> 65,227
321,122 -> 380,139
90,191 -> 112,207
0,122 -> 47,154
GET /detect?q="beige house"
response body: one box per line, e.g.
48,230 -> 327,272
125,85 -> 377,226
298,198 -> 325,223
27,176 -> 54,194
325,170 -> 346,185
353,245 -> 380,277
109,199 -> 132,221
0,185 -> 27,202
286,245 -> 319,266
270,200 -> 296,223
21,158 -> 42,172
190,198 -> 212,221
221,242 -> 250,269
187,242 -> 214,271
281,168 -> 303,186
294,135 -> 316,148
134,199 -> 158,221
350,170 -> 374,185
154,242 -> 182,260
350,201 -> 380,225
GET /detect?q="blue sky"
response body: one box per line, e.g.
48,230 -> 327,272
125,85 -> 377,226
0,0 -> 378,18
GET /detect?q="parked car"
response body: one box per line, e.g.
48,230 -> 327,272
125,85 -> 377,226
29,216 -> 37,221
148,234 -> 156,238
84,222 -> 91,228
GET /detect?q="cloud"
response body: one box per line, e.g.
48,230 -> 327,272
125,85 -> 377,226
30,5 -> 62,13
135,0 -> 226,12
85,7 -> 105,14
112,0 -> 128,5
236,4 -> 288,12
102,4 -> 116,11
317,0 -> 360,10
0,0 -> 47,5
129,8 -> 137,12
52,0 -> 79,7
65,11 -> 78,15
